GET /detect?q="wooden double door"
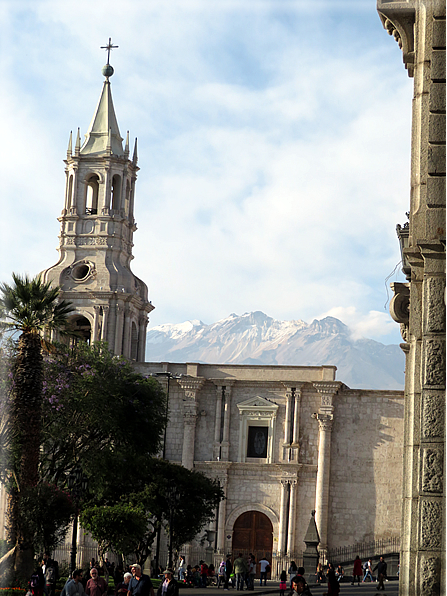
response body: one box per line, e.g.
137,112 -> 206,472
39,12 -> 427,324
232,511 -> 273,576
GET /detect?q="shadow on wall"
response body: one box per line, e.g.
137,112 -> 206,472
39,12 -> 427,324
327,392 -> 404,547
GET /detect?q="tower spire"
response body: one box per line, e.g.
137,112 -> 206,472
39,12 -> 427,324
132,137 -> 138,165
67,131 -> 73,158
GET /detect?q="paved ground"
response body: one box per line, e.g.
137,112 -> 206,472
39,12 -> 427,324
177,580 -> 399,596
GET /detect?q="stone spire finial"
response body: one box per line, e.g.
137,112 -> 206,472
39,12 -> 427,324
67,131 -> 73,158
132,137 -> 138,165
75,128 -> 81,156
100,37 -> 118,80
125,131 -> 130,156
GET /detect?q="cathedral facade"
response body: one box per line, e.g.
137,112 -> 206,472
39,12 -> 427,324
4,54 -> 409,575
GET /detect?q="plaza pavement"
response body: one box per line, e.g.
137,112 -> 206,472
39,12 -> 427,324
177,580 -> 399,596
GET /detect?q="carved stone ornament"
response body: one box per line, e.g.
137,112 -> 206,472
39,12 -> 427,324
64,259 -> 96,282
420,500 -> 442,549
389,282 -> 410,324
420,555 -> 441,596
422,393 -> 445,439
422,448 -> 444,493
377,3 -> 416,77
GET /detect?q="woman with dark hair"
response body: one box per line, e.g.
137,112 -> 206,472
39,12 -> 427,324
326,564 -> 339,596
288,562 -> 298,587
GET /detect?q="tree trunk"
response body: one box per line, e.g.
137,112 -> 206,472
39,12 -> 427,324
10,332 -> 43,581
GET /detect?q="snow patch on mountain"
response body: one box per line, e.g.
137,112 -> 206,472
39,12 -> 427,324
145,311 -> 404,390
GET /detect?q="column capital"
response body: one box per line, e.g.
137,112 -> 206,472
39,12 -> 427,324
178,377 -> 205,399
312,412 -> 334,432
210,379 -> 235,389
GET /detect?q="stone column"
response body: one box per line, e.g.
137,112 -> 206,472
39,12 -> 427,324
216,472 -> 228,553
138,315 -> 148,362
102,165 -> 111,214
70,166 -> 78,214
278,479 -> 289,555
100,306 -> 109,342
221,382 -> 234,461
114,304 -> 124,355
313,414 -> 333,553
122,309 -> 131,358
282,386 -> 292,461
213,385 -> 224,460
287,480 -> 297,555
92,305 -> 100,343
312,382 -> 340,553
178,378 -> 205,469
292,388 -> 301,445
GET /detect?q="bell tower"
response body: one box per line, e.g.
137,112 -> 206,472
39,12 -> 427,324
41,40 -> 153,361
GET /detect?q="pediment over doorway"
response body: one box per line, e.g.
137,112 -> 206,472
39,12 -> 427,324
237,396 -> 279,412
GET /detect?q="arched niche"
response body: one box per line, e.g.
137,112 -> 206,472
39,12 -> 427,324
85,174 -> 100,215
112,174 -> 121,211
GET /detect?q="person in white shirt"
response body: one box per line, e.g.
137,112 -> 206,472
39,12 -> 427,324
258,559 -> 269,586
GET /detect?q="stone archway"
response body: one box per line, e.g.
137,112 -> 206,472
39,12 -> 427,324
232,511 -> 273,576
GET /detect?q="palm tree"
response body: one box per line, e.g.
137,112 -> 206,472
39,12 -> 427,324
0,273 -> 74,581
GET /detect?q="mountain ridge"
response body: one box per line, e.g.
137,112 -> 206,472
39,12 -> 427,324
145,311 -> 404,390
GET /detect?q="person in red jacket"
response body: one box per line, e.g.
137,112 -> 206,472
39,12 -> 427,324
351,556 -> 363,586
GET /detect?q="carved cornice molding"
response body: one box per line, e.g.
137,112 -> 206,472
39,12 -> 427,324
377,2 -> 416,77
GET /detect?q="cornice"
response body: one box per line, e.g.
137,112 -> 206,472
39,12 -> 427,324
377,1 -> 416,77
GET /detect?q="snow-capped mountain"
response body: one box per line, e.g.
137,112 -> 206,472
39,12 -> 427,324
145,312 -> 405,390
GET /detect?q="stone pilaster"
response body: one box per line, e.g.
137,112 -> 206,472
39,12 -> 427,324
312,382 -> 340,553
100,305 -> 109,341
221,382 -> 234,461
278,479 -> 289,554
378,2 -> 446,594
216,471 -> 229,553
178,378 -> 205,469
213,384 -> 224,460
287,480 -> 297,555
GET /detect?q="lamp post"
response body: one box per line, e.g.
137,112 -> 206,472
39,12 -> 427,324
167,488 -> 180,569
68,467 -> 89,573
396,213 -> 410,281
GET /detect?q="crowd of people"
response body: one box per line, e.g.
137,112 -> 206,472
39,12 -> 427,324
27,552 -> 390,596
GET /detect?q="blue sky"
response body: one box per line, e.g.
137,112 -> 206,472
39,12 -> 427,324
0,0 -> 413,344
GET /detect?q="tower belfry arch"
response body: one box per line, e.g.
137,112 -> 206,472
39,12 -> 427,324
41,41 -> 153,360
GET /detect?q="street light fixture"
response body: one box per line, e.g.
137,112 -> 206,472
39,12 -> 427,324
68,467 -> 89,573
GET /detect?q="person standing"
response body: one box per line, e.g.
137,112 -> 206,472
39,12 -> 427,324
115,572 -> 132,596
129,564 -> 155,596
66,571 -> 86,596
247,556 -> 256,591
372,557 -> 387,591
288,562 -> 298,588
233,554 -> 248,591
43,554 -> 59,596
279,571 -> 287,596
157,569 -> 178,596
362,559 -> 373,583
351,556 -> 362,586
176,557 -> 186,582
86,568 -> 107,596
224,555 -> 233,590
258,558 -> 269,587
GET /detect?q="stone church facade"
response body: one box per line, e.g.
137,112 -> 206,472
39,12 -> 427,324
137,361 -> 404,566
0,48 -> 411,573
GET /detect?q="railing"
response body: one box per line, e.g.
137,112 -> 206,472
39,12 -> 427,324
326,537 -> 400,566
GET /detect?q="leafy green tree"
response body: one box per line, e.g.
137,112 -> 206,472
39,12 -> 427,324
0,274 -> 74,581
81,459 -> 224,567
39,341 -> 167,495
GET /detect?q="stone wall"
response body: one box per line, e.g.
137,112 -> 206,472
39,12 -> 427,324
138,362 -> 404,555
328,389 -> 405,547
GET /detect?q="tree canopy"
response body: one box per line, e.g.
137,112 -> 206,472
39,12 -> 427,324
81,458 -> 224,567
40,341 -> 167,495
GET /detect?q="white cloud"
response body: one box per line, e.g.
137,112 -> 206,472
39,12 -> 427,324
0,0 -> 412,345
317,306 -> 399,342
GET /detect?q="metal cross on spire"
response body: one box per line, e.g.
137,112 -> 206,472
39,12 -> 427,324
101,38 -> 118,65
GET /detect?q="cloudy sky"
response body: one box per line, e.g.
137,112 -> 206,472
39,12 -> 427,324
0,0 -> 413,344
